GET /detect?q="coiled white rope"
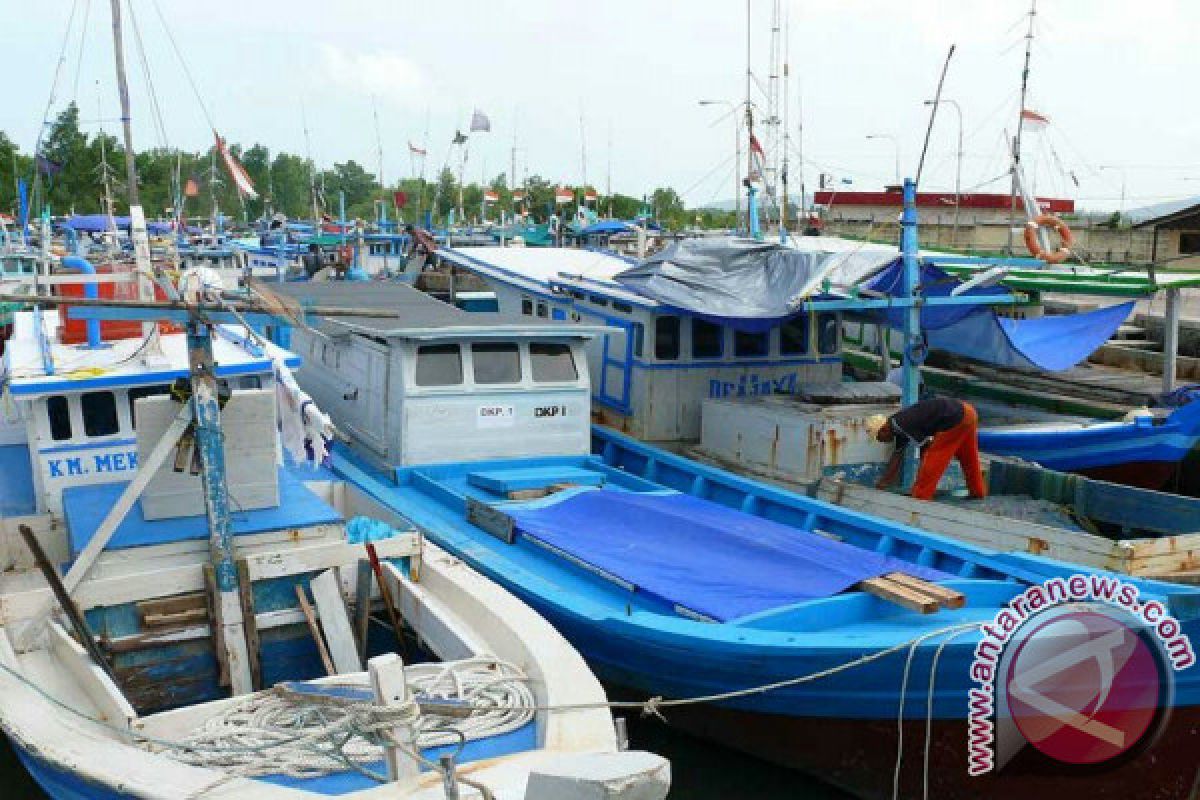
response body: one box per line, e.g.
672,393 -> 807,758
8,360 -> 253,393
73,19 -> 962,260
148,657 -> 534,780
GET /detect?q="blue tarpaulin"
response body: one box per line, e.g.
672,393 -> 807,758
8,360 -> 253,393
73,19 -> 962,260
507,489 -> 949,622
62,214 -> 172,234
859,260 -> 1134,372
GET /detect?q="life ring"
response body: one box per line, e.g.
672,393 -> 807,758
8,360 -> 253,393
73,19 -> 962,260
1024,214 -> 1073,263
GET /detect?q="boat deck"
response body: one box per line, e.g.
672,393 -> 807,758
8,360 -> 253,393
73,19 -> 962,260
63,466 -> 342,555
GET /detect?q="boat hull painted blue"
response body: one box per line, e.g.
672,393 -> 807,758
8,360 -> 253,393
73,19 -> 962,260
332,427 -> 1200,797
978,400 -> 1200,474
12,741 -> 128,800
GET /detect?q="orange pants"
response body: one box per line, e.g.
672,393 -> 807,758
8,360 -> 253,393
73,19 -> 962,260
911,402 -> 986,501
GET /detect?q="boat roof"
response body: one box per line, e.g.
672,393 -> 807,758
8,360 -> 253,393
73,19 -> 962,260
2,310 -> 299,397
932,261 -> 1200,297
438,246 -> 654,306
262,279 -> 610,341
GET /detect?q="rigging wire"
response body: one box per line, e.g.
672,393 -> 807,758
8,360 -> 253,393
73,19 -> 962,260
30,0 -> 82,209
148,0 -> 216,131
70,0 -> 93,106
126,0 -> 171,151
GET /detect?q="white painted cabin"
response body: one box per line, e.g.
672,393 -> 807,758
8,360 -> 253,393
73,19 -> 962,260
436,246 -> 844,442
264,282 -> 608,467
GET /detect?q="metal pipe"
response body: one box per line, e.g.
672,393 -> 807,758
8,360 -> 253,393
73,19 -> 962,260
900,178 -> 921,486
60,256 -> 103,349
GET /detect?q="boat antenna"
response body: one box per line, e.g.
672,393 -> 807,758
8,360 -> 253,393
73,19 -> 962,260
1008,0 -> 1037,251
780,3 -> 789,240
915,44 -> 956,187
301,98 -> 320,222
372,95 -> 386,226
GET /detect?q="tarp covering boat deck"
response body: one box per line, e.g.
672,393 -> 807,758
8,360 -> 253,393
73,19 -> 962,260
860,260 -> 1135,372
507,488 -> 949,622
614,237 -> 896,332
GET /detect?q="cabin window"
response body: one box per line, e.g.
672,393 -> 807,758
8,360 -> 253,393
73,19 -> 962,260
780,315 -> 809,355
531,343 -> 578,382
1180,233 -> 1200,255
589,295 -> 609,307
569,290 -> 585,300
655,316 -> 680,361
632,322 -> 645,358
521,296 -> 533,315
691,319 -> 723,359
472,343 -> 522,384
613,301 -> 633,314
128,385 -> 170,426
536,301 -> 548,318
414,344 -> 463,386
239,375 -> 263,390
817,313 -> 840,355
734,330 -> 769,358
46,396 -> 72,441
81,391 -> 119,437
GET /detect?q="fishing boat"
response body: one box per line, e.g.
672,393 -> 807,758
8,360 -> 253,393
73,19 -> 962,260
0,279 -> 668,799
270,280 -> 1200,798
976,398 -> 1200,488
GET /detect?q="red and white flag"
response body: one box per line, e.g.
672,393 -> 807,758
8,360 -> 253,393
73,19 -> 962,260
554,186 -> 574,205
512,189 -> 525,202
483,189 -> 499,204
584,188 -> 598,203
408,141 -> 427,156
214,132 -> 258,199
749,133 -> 766,158
1020,109 -> 1050,132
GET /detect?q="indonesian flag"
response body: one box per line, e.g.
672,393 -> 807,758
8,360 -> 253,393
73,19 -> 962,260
555,186 -> 574,204
214,132 -> 258,199
184,176 -> 200,197
483,189 -> 499,204
1020,109 -> 1050,132
512,189 -> 525,202
584,189 -> 598,203
749,133 -> 766,158
408,141 -> 427,156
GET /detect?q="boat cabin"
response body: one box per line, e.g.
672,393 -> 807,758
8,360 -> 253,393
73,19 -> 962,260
436,246 -> 843,441
0,307 -> 296,516
264,281 -> 608,466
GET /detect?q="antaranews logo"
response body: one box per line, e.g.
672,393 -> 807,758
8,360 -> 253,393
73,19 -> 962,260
967,574 -> 1195,776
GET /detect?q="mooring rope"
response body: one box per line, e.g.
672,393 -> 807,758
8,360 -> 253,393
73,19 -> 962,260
148,657 -> 534,780
0,621 -> 981,791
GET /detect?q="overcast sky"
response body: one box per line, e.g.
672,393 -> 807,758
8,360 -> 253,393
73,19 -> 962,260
8,1 -> 1200,212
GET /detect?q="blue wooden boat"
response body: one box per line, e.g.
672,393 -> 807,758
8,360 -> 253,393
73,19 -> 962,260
266,276 -> 1200,798
978,398 -> 1200,488
329,424 -> 1200,798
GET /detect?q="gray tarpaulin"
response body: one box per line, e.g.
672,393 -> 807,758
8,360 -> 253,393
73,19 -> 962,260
614,236 -> 896,331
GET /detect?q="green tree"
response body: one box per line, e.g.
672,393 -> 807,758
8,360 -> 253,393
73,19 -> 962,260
39,103 -> 92,215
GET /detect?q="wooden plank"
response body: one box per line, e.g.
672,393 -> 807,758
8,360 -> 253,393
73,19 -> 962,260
16,524 -> 117,683
235,559 -> 262,691
0,535 -> 421,625
142,608 -> 209,629
353,559 -> 373,662
202,563 -> 230,689
137,592 -> 207,620
885,572 -> 966,610
466,497 -> 515,544
47,622 -> 136,728
507,488 -> 550,501
859,576 -> 939,614
295,585 -> 335,676
368,654 -> 419,785
310,569 -> 362,674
